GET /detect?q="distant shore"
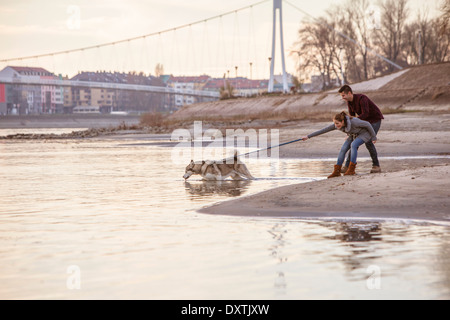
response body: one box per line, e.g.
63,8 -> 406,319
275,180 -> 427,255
0,114 -> 140,129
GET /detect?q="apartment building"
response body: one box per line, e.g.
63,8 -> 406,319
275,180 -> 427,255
167,75 -> 210,108
0,66 -> 63,114
69,71 -> 166,113
203,77 -> 269,97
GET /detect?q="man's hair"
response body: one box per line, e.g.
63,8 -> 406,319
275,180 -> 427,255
338,85 -> 353,94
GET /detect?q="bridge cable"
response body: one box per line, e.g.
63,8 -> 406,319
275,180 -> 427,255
0,0 -> 271,64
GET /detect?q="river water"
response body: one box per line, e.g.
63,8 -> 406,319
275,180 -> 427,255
0,129 -> 449,299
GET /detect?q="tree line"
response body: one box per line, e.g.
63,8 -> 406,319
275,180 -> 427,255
293,0 -> 450,90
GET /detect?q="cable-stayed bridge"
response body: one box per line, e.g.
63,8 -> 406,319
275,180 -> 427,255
0,74 -> 220,99
0,0 -> 402,114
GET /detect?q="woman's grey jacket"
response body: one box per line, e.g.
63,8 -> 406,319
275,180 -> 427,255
307,116 -> 377,143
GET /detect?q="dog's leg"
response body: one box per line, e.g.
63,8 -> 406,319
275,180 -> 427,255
239,166 -> 255,180
231,172 -> 242,180
201,161 -> 209,176
212,163 -> 224,180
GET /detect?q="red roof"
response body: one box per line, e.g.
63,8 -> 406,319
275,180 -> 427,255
9,66 -> 53,76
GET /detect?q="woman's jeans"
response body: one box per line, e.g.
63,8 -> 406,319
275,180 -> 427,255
344,121 -> 381,167
337,137 -> 365,165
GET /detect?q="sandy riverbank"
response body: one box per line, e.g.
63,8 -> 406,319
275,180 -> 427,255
199,163 -> 450,222
199,111 -> 450,223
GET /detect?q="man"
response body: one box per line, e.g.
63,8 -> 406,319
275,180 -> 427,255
338,85 -> 383,173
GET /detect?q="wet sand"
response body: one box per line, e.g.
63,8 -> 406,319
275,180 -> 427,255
199,112 -> 450,223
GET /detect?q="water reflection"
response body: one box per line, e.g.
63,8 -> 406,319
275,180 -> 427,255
332,222 -> 384,279
268,223 -> 288,296
332,222 -> 382,243
437,234 -> 450,294
184,180 -> 252,198
264,220 -> 450,298
1,136 -> 450,299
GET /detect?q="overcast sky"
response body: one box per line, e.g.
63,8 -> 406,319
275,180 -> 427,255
0,0 -> 443,79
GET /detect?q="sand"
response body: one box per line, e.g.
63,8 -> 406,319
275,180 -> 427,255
199,112 -> 450,223
199,164 -> 450,222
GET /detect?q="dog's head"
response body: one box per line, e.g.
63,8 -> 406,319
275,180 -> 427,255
183,160 -> 205,180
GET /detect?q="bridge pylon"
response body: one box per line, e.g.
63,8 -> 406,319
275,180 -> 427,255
268,0 -> 288,93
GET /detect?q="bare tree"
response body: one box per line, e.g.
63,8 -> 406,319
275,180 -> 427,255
404,5 -> 450,65
438,0 -> 450,35
293,0 -> 447,89
295,15 -> 339,90
404,9 -> 431,65
428,17 -> 450,62
154,63 -> 164,77
344,0 -> 374,80
374,0 -> 409,72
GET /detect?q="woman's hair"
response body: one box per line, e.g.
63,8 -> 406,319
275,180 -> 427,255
334,111 -> 351,127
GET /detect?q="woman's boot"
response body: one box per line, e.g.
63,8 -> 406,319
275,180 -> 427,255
344,162 -> 357,176
327,165 -> 342,179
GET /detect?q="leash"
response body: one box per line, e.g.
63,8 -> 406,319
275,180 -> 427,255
221,137 -> 305,162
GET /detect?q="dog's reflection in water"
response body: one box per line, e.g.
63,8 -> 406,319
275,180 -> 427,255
184,180 -> 252,198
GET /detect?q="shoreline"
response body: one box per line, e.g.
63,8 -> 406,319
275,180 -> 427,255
196,111 -> 450,223
2,112 -> 449,223
199,162 -> 450,223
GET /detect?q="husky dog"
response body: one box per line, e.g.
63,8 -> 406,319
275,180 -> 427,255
183,153 -> 254,181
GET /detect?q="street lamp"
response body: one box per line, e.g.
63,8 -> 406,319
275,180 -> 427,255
417,30 -> 422,65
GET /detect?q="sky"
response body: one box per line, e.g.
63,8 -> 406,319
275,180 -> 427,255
0,0 -> 443,80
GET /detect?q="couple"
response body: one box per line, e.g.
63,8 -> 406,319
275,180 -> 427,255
302,85 -> 384,178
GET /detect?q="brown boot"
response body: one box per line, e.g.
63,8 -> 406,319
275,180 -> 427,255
327,165 -> 342,179
344,162 -> 357,176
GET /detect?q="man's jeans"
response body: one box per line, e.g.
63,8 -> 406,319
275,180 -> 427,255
344,121 -> 381,167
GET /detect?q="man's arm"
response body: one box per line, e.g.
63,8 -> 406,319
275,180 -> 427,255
357,95 -> 371,121
347,102 -> 356,117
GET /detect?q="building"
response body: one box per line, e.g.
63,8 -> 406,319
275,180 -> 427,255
0,66 -> 64,114
203,77 -> 269,97
166,75 -> 210,108
0,83 -> 6,115
309,74 -> 341,92
69,71 -> 167,113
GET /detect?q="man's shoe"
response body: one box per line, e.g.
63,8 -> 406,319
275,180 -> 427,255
370,166 -> 382,173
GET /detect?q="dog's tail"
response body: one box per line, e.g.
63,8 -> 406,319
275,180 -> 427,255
234,150 -> 238,163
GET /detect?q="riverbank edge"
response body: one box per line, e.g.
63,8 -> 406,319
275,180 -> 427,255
198,162 -> 450,224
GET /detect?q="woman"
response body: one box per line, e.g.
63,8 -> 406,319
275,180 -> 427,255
302,111 -> 377,178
